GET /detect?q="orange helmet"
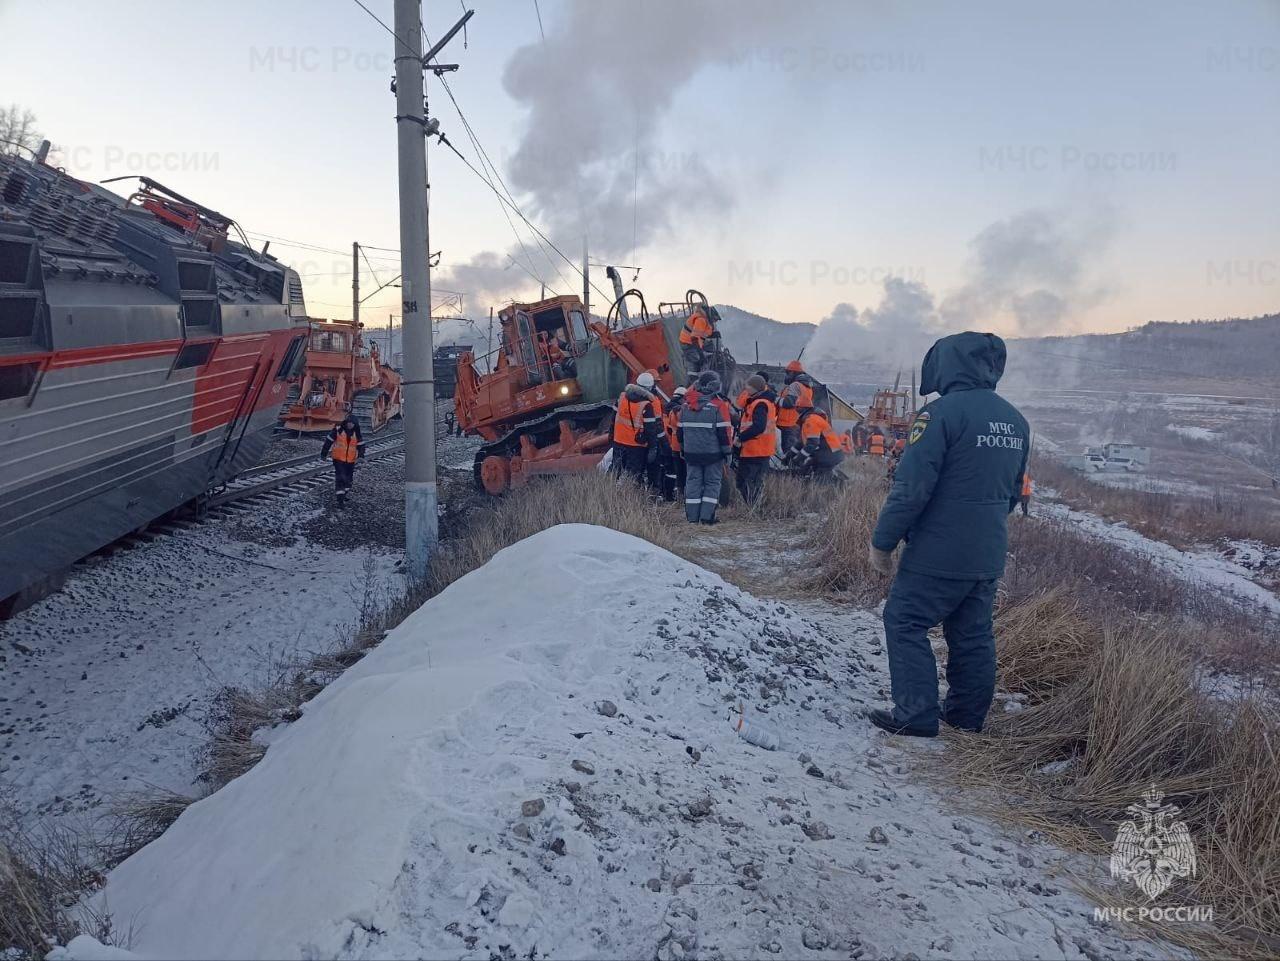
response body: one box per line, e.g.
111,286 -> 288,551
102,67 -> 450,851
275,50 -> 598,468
785,360 -> 804,374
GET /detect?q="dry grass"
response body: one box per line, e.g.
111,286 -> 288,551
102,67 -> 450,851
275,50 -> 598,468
742,471 -> 838,521
424,473 -> 676,596
801,460 -> 892,604
0,792 -> 116,959
1035,454 -> 1280,550
947,606 -> 1280,957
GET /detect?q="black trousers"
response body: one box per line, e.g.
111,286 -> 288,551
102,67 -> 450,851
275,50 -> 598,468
611,443 -> 648,481
334,460 -> 355,493
736,456 -> 770,506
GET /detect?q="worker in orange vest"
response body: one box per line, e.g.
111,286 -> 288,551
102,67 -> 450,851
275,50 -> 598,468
320,414 -> 366,507
1018,470 -> 1033,516
611,371 -> 662,482
778,360 -> 814,458
734,374 -> 777,506
796,407 -> 845,482
678,305 -> 718,374
868,431 -> 887,458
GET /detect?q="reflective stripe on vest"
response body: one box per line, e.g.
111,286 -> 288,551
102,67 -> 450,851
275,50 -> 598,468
332,432 -> 359,463
740,397 -> 777,458
613,394 -> 647,446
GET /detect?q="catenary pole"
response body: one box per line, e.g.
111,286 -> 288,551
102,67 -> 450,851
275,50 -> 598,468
393,0 -> 438,581
352,242 -> 360,325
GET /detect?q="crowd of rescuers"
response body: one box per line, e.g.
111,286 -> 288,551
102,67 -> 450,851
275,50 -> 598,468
610,329 -> 1033,740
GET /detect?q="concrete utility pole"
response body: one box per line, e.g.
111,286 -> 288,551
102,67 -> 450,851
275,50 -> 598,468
352,241 -> 360,325
393,0 -> 438,581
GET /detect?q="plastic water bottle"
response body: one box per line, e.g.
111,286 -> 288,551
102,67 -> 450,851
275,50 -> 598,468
731,704 -> 780,751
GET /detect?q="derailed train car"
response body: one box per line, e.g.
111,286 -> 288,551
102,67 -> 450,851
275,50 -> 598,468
0,148 -> 309,610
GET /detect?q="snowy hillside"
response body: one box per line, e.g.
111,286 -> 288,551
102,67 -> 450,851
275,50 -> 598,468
712,305 -> 815,366
74,526 -> 1175,961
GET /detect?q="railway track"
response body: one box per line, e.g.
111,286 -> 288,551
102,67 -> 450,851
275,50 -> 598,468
204,429 -> 407,510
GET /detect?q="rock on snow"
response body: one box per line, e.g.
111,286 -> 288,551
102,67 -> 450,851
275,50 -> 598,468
81,525 -> 1175,960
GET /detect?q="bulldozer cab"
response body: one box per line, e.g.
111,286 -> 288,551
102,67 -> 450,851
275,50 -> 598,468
500,295 -> 588,387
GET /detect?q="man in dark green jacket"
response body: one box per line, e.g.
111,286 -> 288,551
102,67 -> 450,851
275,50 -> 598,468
866,332 -> 1029,737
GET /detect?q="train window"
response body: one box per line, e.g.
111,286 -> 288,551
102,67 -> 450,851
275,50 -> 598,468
181,299 -> 218,329
274,335 -> 307,379
568,309 -> 589,345
177,261 -> 213,291
0,296 -> 38,340
0,239 -> 32,284
310,331 -> 349,352
0,362 -> 40,401
174,341 -> 215,370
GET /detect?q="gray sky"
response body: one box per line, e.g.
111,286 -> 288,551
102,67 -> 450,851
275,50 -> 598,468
1,0 -> 1276,334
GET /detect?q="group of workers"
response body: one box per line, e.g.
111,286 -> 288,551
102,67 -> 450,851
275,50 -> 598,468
609,359 -> 848,524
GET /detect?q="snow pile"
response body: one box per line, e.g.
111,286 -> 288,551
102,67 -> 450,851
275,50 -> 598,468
78,525 -> 1175,960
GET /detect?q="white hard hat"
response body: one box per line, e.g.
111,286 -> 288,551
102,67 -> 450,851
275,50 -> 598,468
673,386 -> 687,396
636,371 -> 656,389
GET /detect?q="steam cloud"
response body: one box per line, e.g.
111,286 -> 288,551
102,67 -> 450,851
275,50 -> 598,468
442,0 -> 852,304
805,205 -> 1118,367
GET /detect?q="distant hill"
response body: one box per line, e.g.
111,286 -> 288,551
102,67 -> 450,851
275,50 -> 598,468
712,305 -> 815,366
1002,314 -> 1280,396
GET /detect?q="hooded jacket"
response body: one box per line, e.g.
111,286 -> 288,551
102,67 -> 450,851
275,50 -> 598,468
872,332 -> 1030,580
677,387 -> 733,466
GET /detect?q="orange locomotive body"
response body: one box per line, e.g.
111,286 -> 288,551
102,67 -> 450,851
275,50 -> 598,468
280,319 -> 402,434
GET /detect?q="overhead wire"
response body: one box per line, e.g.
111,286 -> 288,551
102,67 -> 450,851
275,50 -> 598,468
421,23 -> 565,293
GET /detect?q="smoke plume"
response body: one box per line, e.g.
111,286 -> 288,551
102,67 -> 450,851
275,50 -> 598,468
806,205 -> 1118,367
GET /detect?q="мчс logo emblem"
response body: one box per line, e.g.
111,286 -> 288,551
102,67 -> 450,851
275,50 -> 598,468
1110,786 -> 1197,900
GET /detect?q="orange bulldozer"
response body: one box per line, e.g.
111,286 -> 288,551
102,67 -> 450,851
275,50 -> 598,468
453,281 -> 733,494
279,319 -> 402,433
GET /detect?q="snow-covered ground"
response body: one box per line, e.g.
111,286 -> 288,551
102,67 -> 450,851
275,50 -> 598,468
0,501 -> 404,835
68,526 -> 1177,961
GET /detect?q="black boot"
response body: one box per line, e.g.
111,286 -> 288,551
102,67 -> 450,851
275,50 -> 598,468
866,708 -> 937,738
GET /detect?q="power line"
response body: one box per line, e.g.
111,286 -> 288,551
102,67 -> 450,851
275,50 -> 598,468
532,0 -> 546,41
420,26 -> 563,294
347,0 -> 420,61
436,132 -> 613,306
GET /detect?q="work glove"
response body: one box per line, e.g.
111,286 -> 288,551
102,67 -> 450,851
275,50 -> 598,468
869,544 -> 896,576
